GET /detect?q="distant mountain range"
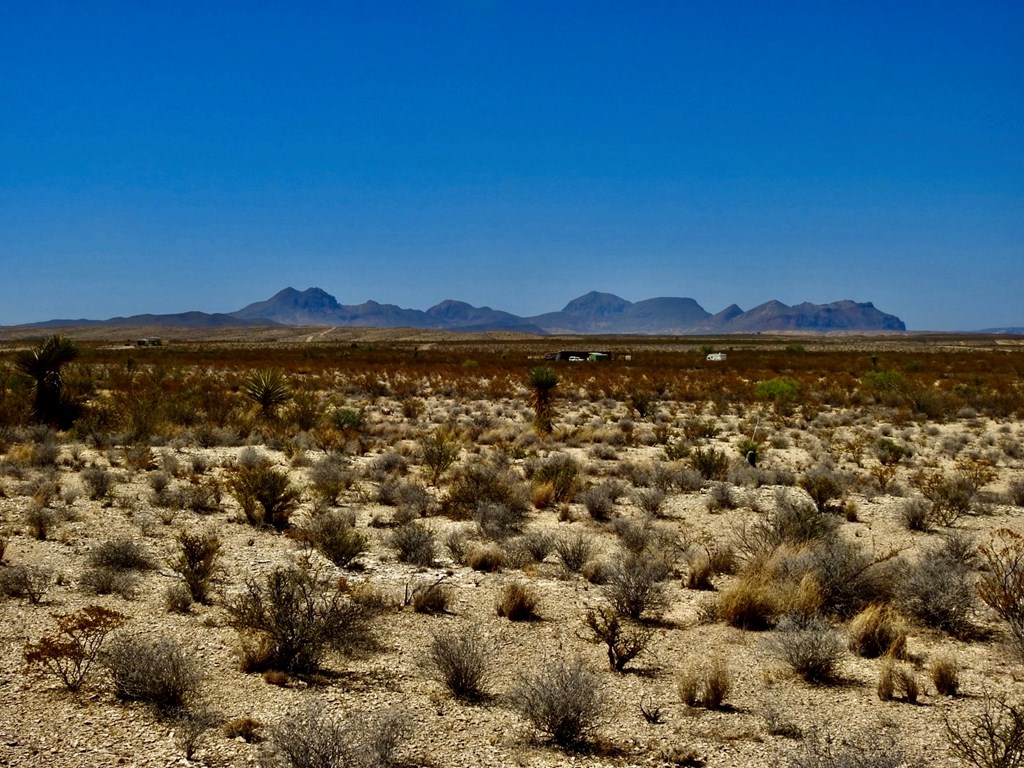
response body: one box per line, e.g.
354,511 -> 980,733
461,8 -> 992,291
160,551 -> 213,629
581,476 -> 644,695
23,287 -> 909,334
229,287 -> 906,333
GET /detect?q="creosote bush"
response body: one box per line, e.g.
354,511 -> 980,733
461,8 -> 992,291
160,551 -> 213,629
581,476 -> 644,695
227,565 -> 375,674
229,462 -> 301,530
169,530 -> 221,604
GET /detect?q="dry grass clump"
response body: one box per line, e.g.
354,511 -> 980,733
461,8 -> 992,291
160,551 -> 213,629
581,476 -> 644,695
877,660 -> 920,703
847,603 -> 907,659
930,654 -> 960,696
496,581 -> 539,621
678,657 -> 732,709
466,542 -> 504,572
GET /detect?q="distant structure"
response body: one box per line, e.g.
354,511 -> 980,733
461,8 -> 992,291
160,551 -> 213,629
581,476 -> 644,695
547,350 -> 613,362
135,337 -> 163,347
706,352 -> 727,361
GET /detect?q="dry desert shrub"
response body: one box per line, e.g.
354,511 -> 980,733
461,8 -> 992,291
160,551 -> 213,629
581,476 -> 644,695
896,536 -> 976,637
441,458 -> 529,522
265,702 -> 411,768
0,564 -> 53,604
978,529 -> 1024,656
899,497 -> 932,531
169,530 -> 221,603
88,537 -> 154,572
79,565 -> 139,599
390,521 -> 435,566
690,446 -> 730,481
422,625 -> 492,701
307,454 -> 354,505
766,614 -> 846,684
228,461 -> 301,530
583,605 -> 653,672
23,504 -> 58,540
788,727 -> 919,768
945,693 -> 1024,768
419,426 -> 461,485
578,479 -> 626,521
1008,478 -> 1024,508
798,465 -> 849,513
103,632 -> 203,713
24,605 -> 128,691
847,603 -> 907,659
631,486 -> 667,515
466,542 -> 504,572
604,552 -> 671,621
511,655 -> 607,748
554,530 -> 598,574
406,578 -> 451,614
528,453 -> 580,503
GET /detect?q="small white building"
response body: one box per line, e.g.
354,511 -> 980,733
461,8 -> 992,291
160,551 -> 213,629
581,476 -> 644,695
706,352 -> 727,361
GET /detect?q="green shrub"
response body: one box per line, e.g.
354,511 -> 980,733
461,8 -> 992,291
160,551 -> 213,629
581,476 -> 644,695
169,530 -> 221,604
304,511 -> 367,568
226,565 -> 374,674
228,462 -> 300,530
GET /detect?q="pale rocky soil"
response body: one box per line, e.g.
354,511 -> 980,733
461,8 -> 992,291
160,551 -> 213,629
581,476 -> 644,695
1,384 -> 1024,768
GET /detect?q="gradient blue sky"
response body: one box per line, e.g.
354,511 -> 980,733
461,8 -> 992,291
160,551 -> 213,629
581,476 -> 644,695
2,1 -> 1021,330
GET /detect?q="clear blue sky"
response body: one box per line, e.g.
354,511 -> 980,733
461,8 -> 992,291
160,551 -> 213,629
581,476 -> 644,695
2,1 -> 1021,330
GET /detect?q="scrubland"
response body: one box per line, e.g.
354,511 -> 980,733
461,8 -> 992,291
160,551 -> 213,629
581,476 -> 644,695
1,332 -> 1023,767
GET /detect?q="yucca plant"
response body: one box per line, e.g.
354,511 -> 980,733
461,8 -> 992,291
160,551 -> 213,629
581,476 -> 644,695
242,369 -> 291,420
15,334 -> 80,427
527,366 -> 559,434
